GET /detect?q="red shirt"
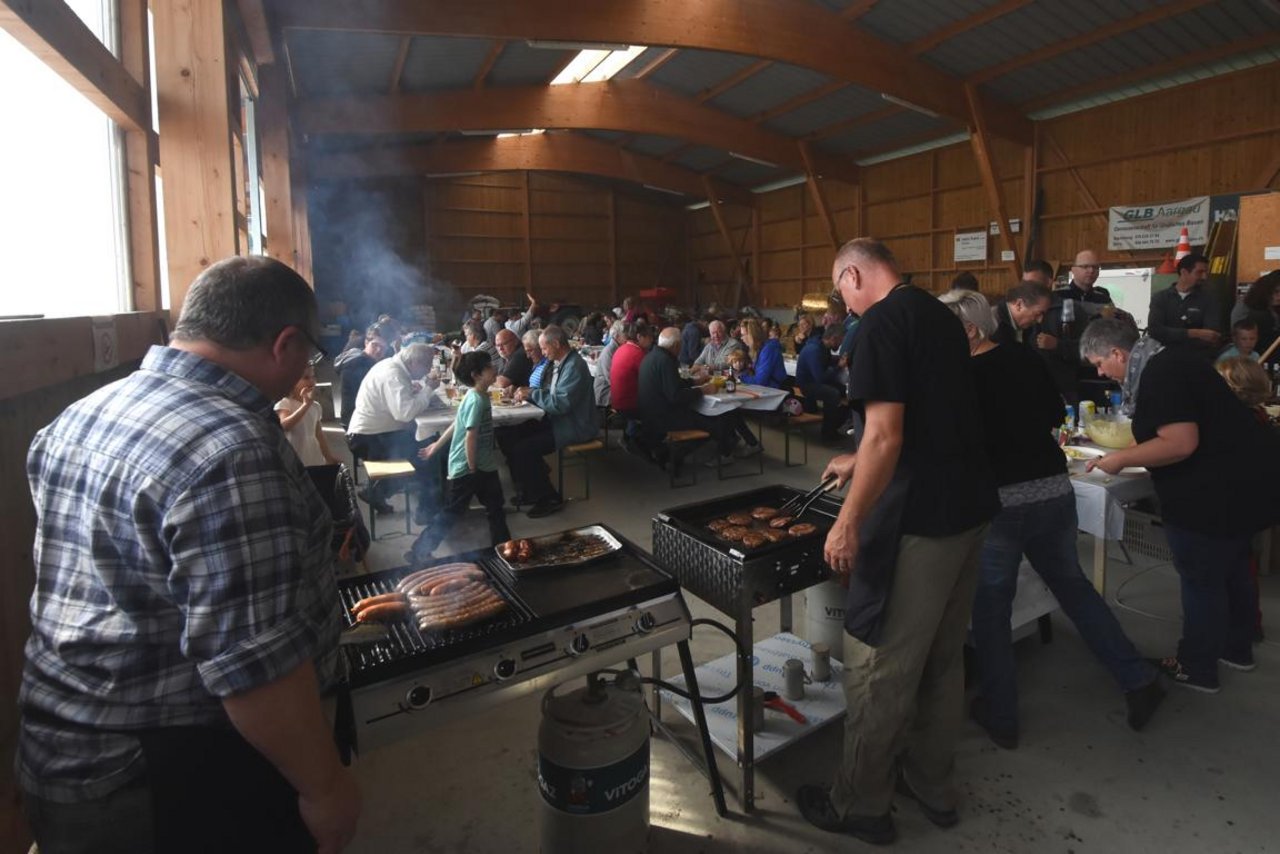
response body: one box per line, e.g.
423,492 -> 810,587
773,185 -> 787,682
609,341 -> 647,412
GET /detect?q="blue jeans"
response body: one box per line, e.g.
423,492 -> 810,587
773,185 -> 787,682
971,492 -> 1155,731
1163,523 -> 1257,683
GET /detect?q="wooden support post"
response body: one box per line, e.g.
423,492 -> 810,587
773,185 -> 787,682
290,155 -> 313,281
608,187 -> 618,304
521,170 -> 533,290
965,84 -> 1021,282
798,142 -> 839,249
258,62 -> 296,269
703,176 -> 744,307
1022,125 -> 1039,262
1252,148 -> 1280,190
153,0 -> 237,312
1041,128 -> 1108,229
118,0 -> 161,312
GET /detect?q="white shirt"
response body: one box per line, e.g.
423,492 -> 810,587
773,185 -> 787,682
461,339 -> 495,357
274,397 -> 327,466
483,317 -> 501,342
548,356 -> 566,395
505,308 -> 535,336
347,357 -> 438,436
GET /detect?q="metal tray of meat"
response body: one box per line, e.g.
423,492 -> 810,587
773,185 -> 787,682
493,525 -> 624,575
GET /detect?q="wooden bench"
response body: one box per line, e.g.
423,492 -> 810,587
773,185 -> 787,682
362,459 -> 416,538
557,439 -> 605,501
664,429 -> 711,488
781,413 -> 825,467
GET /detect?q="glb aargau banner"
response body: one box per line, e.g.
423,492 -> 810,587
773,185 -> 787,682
1108,196 -> 1209,251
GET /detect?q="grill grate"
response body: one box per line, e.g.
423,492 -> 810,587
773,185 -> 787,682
338,563 -> 534,679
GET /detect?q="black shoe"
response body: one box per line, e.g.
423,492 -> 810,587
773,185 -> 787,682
526,498 -> 565,519
510,492 -> 527,507
796,785 -> 895,844
1153,656 -> 1220,694
1125,678 -> 1165,731
357,488 -> 394,516
1219,654 -> 1256,672
895,771 -> 958,828
970,697 -> 1018,750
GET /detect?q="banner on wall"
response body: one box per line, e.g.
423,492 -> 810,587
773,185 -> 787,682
1107,196 -> 1209,251
954,230 -> 987,263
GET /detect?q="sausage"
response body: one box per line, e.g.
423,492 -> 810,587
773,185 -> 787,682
750,507 -> 780,521
740,532 -> 768,549
788,523 -> 817,537
726,513 -> 754,526
408,583 -> 490,613
769,515 -> 795,529
350,591 -> 408,617
356,600 -> 409,623
424,577 -> 476,596
499,541 -> 518,559
418,597 -> 508,631
396,563 -> 484,593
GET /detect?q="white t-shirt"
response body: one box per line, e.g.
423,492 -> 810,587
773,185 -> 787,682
275,397 -> 327,466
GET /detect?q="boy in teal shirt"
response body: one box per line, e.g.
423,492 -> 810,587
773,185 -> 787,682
405,351 -> 511,565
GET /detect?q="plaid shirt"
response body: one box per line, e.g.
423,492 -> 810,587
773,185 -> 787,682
20,346 -> 342,803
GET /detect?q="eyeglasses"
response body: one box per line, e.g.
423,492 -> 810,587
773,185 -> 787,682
1073,264 -> 1101,271
288,325 -> 328,366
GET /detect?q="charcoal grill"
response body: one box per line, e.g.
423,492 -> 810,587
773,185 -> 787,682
651,484 -> 845,813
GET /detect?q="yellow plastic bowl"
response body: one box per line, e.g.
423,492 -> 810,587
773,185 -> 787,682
1085,416 -> 1134,449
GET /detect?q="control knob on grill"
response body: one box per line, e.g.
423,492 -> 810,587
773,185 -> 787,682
406,685 -> 432,710
494,658 -> 517,681
566,634 -> 590,656
635,612 -> 657,633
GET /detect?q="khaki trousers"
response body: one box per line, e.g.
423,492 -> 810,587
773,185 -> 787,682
830,523 -> 987,819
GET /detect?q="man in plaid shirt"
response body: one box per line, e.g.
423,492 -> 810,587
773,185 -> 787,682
20,257 -> 360,853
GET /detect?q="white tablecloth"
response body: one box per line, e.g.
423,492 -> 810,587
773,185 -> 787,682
414,388 -> 544,440
694,384 -> 789,416
783,356 -> 798,377
1069,463 -> 1155,540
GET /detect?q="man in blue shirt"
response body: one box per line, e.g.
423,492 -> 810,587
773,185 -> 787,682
795,324 -> 849,441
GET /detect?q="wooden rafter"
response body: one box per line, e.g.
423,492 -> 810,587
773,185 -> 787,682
1019,30 -> 1280,113
798,142 -> 840,248
907,0 -> 1033,56
841,0 -> 879,20
234,0 -> 274,64
473,39 -> 506,89
632,47 -> 678,79
969,0 -> 1218,84
389,36 -> 411,93
273,0 -> 1033,143
0,0 -> 149,133
295,81 -> 861,183
1040,127 -> 1107,229
965,84 -> 1021,280
308,132 -> 755,204
696,59 -> 772,103
119,0 -> 161,312
807,105 -> 904,142
751,80 -> 845,125
1254,148 -> 1280,190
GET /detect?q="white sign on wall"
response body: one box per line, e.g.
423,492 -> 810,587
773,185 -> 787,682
954,231 -> 988,263
1108,196 -> 1209,251
92,316 -> 118,372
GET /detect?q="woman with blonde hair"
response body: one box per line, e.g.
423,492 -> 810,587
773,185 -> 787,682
1216,355 -> 1271,411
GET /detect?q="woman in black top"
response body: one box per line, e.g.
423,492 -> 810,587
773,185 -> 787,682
939,292 -> 1162,747
1081,318 -> 1280,693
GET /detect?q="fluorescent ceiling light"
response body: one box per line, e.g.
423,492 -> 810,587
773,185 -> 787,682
685,200 -> 711,211
496,128 -> 545,138
550,45 -> 645,85
728,151 -> 778,169
527,40 -> 629,51
751,175 -> 808,194
880,93 -> 941,118
642,184 -> 685,196
425,172 -> 483,179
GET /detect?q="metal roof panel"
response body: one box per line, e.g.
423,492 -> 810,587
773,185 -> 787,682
400,36 -> 494,92
486,41 -> 574,87
763,85 -> 887,136
859,0 -> 1004,46
673,145 -> 731,172
707,63 -> 831,118
815,111 -> 949,156
648,49 -> 761,97
626,134 -> 687,157
715,159 -> 789,187
286,30 -> 404,96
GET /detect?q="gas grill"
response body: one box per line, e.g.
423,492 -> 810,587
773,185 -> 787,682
651,484 -> 844,813
334,526 -> 693,754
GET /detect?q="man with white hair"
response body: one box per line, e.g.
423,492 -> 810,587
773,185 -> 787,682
347,342 -> 443,518
797,238 -> 998,844
692,319 -> 744,369
637,326 -> 736,466
594,320 -> 627,407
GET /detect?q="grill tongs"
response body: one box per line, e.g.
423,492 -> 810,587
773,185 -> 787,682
779,475 -> 840,518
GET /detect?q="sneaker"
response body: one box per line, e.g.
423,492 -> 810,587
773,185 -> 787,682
1153,657 -> 1220,694
356,488 -> 394,516
704,453 -> 736,468
895,770 -> 958,828
526,498 -> 565,519
1124,679 -> 1166,731
795,785 -> 896,845
733,442 -> 763,459
969,697 -> 1018,750
1218,655 -> 1256,672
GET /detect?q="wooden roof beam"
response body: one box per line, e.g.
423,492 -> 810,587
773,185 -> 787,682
388,36 -> 410,93
1019,30 -> 1280,113
965,83 -> 1021,280
295,80 -> 861,184
273,0 -> 1033,144
907,0 -> 1033,56
751,80 -> 846,125
841,0 -> 879,20
473,39 -> 506,89
632,47 -> 678,79
969,0 -> 1218,84
807,105 -> 904,141
308,132 -> 755,205
1,0 -> 150,133
696,59 -> 772,103
235,0 -> 274,64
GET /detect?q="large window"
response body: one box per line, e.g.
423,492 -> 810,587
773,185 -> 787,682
0,0 -> 130,318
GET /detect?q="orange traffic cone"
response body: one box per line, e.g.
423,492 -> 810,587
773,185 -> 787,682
1156,253 -> 1177,274
1174,226 -> 1191,262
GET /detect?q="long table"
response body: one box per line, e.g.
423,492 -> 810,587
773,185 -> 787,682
694,384 -> 788,416
1068,455 -> 1156,593
414,388 -> 544,441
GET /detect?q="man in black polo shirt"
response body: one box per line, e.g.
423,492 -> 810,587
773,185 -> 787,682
496,329 -> 540,390
1147,253 -> 1223,359
797,238 -> 998,845
1033,248 -> 1113,403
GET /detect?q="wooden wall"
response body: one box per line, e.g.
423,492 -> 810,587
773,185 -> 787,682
687,62 -> 1280,306
311,171 -> 685,320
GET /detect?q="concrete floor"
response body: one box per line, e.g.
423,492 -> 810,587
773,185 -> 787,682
324,421 -> 1279,854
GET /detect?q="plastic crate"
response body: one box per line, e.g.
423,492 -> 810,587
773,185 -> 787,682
1122,502 -> 1172,563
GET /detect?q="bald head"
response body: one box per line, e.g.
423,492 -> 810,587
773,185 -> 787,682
1071,249 -> 1100,290
658,326 -> 681,352
494,328 -> 519,357
831,237 -> 901,316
